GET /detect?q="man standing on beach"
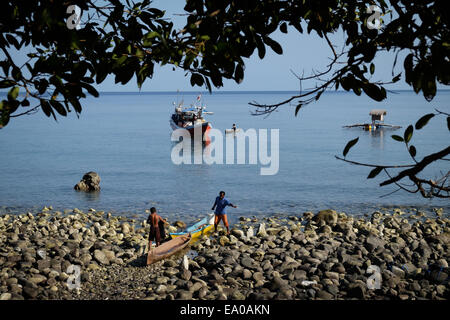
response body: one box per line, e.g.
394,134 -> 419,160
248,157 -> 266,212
211,191 -> 237,235
147,207 -> 168,249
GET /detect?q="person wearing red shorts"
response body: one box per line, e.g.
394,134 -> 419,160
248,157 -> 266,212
211,191 -> 237,236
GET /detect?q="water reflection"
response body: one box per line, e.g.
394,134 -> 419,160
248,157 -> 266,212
369,128 -> 385,150
74,190 -> 101,202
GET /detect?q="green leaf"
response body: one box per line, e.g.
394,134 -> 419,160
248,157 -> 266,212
50,100 -> 67,116
367,166 -> 383,179
343,137 -> 359,157
370,63 -> 375,75
391,135 -> 404,142
409,145 -> 417,158
82,83 -> 99,98
40,99 -> 54,118
0,100 -> 10,128
0,80 -> 15,89
7,87 -> 19,101
404,125 -> 413,143
70,99 -> 82,113
415,113 -> 434,130
280,22 -> 288,34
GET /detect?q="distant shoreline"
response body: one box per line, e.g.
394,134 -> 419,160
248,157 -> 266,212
2,89 -> 450,95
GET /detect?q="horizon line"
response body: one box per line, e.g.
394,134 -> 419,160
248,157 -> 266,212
2,89 -> 450,94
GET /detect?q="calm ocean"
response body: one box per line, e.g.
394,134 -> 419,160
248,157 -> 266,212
0,90 -> 448,224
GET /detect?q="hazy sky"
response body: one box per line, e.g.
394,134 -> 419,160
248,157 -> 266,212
106,0 -> 409,92
5,1 -> 442,93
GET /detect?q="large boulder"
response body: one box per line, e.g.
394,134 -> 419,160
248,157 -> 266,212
74,172 -> 101,192
312,209 -> 338,226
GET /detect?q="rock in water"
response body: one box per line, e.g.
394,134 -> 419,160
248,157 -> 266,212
74,172 -> 101,192
313,209 -> 338,226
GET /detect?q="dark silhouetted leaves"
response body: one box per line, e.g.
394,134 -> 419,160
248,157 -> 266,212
0,80 -> 15,89
362,83 -> 386,101
367,166 -> 383,179
295,104 -> 302,117
391,135 -> 404,142
263,37 -> 283,55
415,113 -> 434,130
40,99 -> 54,119
235,64 -> 244,83
409,145 -> 417,158
190,73 -> 204,87
343,137 -> 359,157
50,100 -> 67,116
404,125 -> 413,143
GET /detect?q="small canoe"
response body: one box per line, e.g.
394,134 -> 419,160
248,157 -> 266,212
225,128 -> 241,134
146,234 -> 191,265
170,213 -> 215,240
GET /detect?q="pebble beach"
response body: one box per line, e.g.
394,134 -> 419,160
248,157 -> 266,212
0,207 -> 448,300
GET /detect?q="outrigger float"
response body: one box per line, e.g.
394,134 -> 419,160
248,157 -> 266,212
170,95 -> 213,142
169,213 -> 215,240
343,109 -> 401,131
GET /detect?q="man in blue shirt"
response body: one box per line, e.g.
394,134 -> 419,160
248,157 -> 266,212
211,191 -> 237,235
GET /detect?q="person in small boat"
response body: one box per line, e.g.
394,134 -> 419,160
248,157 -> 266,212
147,207 -> 168,249
232,123 -> 237,132
211,191 -> 237,236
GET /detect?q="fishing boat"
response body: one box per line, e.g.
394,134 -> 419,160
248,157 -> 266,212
170,94 -> 213,141
343,109 -> 401,131
170,213 -> 215,240
146,233 -> 191,265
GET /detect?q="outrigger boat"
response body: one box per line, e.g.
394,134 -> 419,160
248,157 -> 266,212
146,233 -> 191,265
343,109 -> 401,131
170,95 -> 213,141
170,213 -> 215,240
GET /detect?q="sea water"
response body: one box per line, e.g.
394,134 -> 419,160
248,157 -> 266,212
0,90 -> 448,224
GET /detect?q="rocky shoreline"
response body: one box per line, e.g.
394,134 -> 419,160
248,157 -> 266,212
0,207 -> 448,300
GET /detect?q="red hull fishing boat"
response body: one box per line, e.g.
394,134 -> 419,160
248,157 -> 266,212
170,95 -> 212,142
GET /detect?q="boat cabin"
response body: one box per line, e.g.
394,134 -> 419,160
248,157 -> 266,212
369,109 -> 387,123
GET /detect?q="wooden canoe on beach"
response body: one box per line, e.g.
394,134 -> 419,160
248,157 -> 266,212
146,234 -> 191,265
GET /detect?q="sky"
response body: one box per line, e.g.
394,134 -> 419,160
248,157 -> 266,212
109,0 -> 408,92
4,0 -> 444,93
